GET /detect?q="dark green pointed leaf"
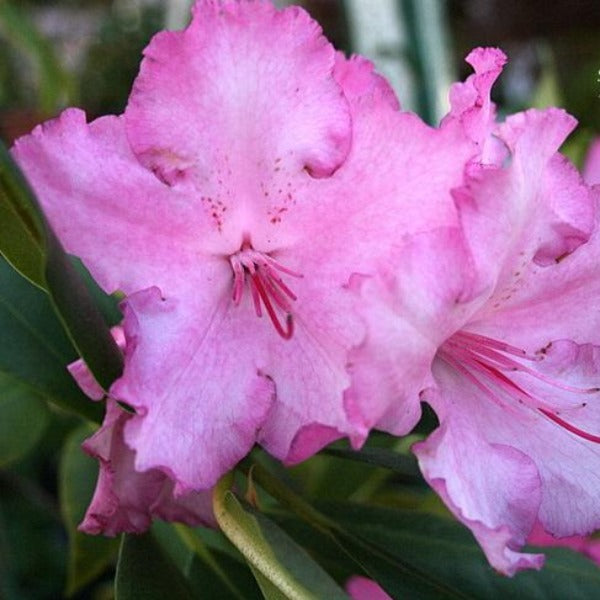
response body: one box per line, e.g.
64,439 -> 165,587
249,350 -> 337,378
0,374 -> 50,466
0,256 -> 102,423
322,447 -> 423,481
323,503 -> 600,600
152,520 -> 260,600
59,423 -> 119,596
0,143 -> 46,289
173,524 -> 262,600
0,142 -> 123,393
213,478 -> 349,600
44,224 -> 123,390
248,463 -> 469,600
115,533 -> 195,600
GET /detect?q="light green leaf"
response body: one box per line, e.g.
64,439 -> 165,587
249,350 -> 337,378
213,476 -> 349,600
0,374 -> 50,466
59,423 -> 119,596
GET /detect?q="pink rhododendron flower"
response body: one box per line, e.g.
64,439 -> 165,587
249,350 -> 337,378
346,576 -> 392,600
13,0 -> 477,493
407,49 -> 600,575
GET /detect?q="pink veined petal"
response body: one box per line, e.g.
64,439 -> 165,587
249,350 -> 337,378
442,47 -> 507,162
346,576 -> 392,600
260,50 -> 480,446
344,227 -> 474,437
413,372 -> 545,576
125,0 -> 351,188
583,138 -> 600,186
111,286 -> 276,493
12,109 -> 206,296
455,108 -> 595,305
79,399 -> 215,536
468,194 -> 600,349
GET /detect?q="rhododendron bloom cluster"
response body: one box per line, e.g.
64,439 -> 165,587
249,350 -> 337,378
14,0 -> 475,524
11,0 -> 600,578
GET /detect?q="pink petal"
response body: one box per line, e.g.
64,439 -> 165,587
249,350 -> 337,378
469,194 -> 600,349
332,52 -> 400,110
583,138 -> 600,186
80,399 -> 215,536
414,370 -> 545,576
345,228 -> 473,436
442,47 -> 507,162
112,287 -> 276,492
456,108 -> 595,301
12,110 -> 204,296
125,0 -> 351,188
346,576 -> 392,600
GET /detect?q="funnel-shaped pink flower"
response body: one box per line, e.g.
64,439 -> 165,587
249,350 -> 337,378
13,1 -> 476,492
410,50 -> 600,575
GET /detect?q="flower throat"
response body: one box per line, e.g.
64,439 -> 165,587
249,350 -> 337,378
229,241 -> 302,340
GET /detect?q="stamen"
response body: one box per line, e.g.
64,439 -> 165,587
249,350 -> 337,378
229,244 -> 301,340
453,331 -> 539,361
538,408 -> 600,444
251,273 -> 294,339
442,331 -> 600,444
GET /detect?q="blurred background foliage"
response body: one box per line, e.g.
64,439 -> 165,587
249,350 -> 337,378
0,1 -> 599,599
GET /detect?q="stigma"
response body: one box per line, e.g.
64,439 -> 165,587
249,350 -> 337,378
229,241 -> 302,340
439,330 -> 600,443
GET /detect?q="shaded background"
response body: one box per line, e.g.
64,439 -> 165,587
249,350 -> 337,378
0,1 -> 599,599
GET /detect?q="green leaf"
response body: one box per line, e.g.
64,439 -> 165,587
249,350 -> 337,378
115,533 -> 195,600
213,476 -> 349,600
59,423 -> 119,596
44,224 -> 123,390
0,256 -> 102,423
174,524 -> 262,600
0,143 -> 46,289
322,447 -> 423,481
152,520 -> 262,600
0,374 -> 50,466
0,142 -> 123,393
248,463 -> 469,600
324,503 -> 600,600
